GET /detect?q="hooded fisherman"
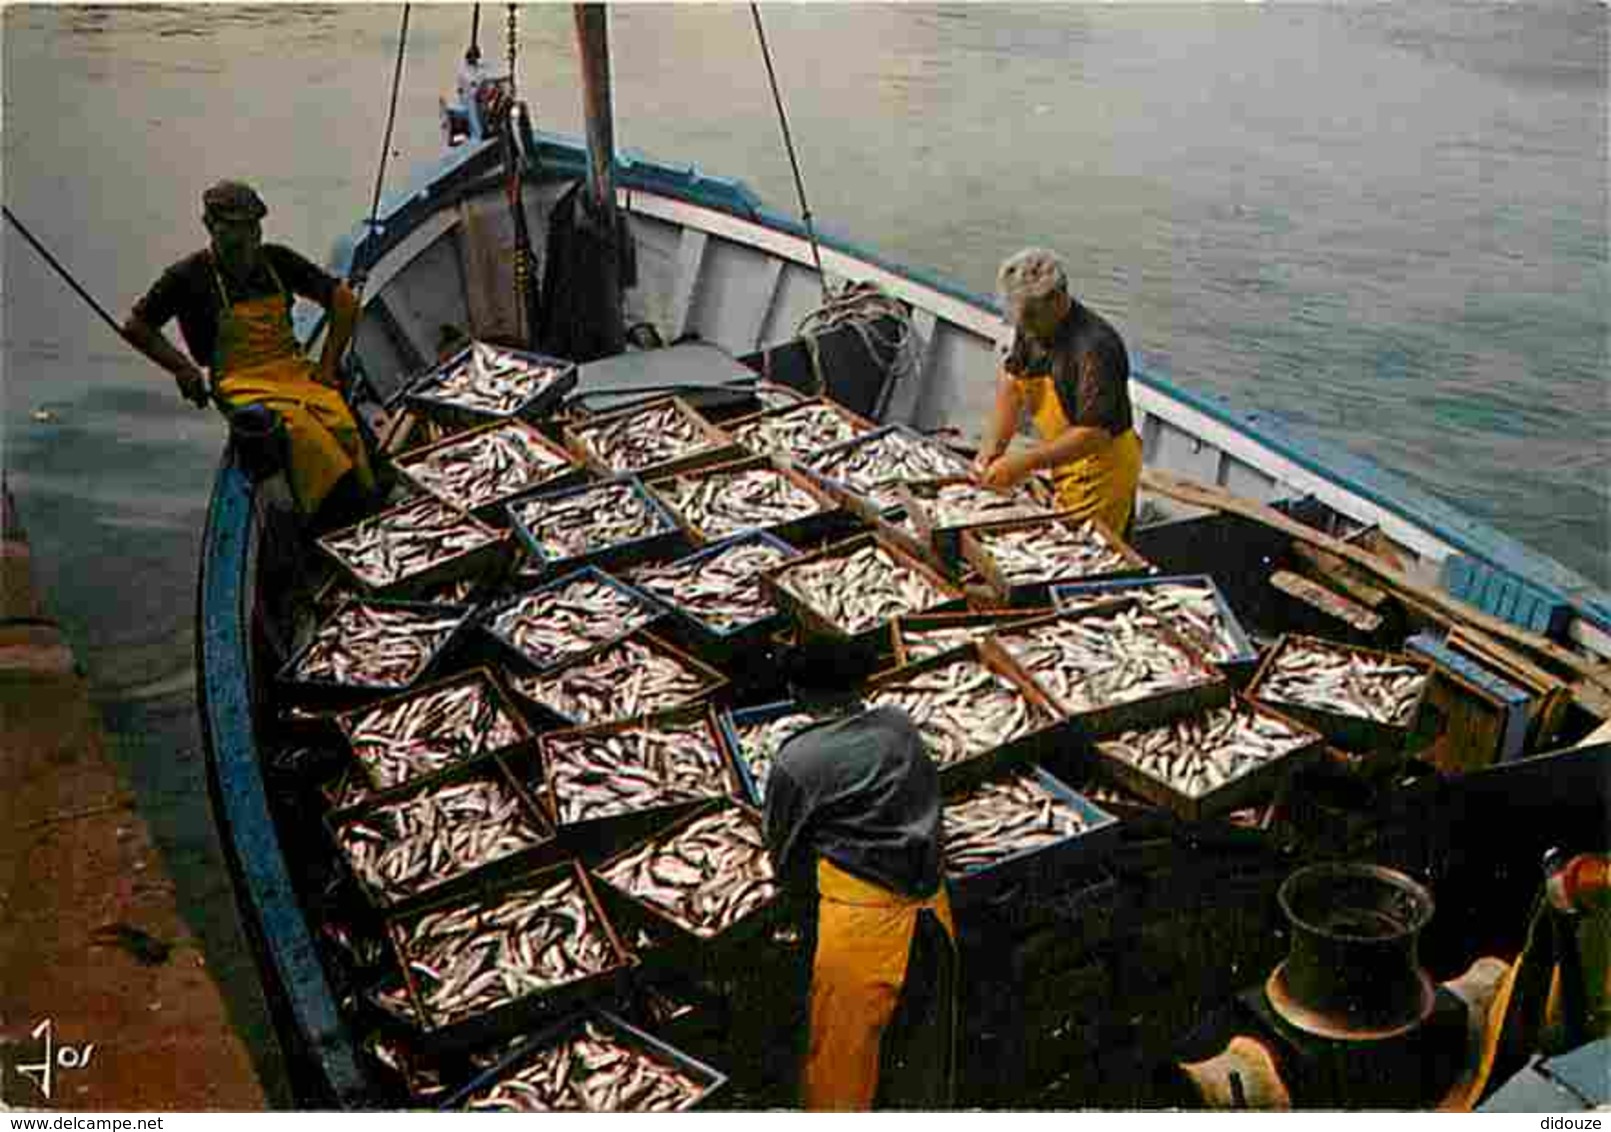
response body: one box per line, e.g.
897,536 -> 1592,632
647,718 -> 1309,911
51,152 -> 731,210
123,179 -> 377,527
974,247 -> 1142,538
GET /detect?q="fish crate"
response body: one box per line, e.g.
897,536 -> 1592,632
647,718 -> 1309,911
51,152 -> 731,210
897,476 -> 1057,567
589,799 -> 784,976
943,764 -> 1121,917
441,1006 -> 728,1112
324,739 -> 562,918
315,494 -> 514,602
276,598 -> 475,709
799,423 -> 975,516
1245,633 -> 1435,755
476,565 -> 670,678
716,699 -> 866,806
329,666 -> 536,797
505,628 -> 730,732
760,531 -> 967,658
983,600 -> 1232,742
1087,695 -> 1325,824
959,511 -> 1153,607
621,530 -> 803,671
642,453 -> 845,549
533,704 -> 745,863
1052,573 -> 1261,686
314,567 -> 490,612
862,642 -> 1071,796
561,395 -> 744,481
723,396 -> 877,464
401,341 -> 579,431
503,474 -> 689,580
393,418 -> 586,518
372,860 -> 636,1057
891,608 -> 1053,668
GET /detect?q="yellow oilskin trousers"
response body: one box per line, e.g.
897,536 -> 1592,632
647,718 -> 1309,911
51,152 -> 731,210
211,271 -> 373,516
802,858 -> 956,1111
1014,370 -> 1143,536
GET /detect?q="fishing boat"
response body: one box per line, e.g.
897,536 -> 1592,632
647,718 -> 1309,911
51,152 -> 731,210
196,8 -> 1611,1111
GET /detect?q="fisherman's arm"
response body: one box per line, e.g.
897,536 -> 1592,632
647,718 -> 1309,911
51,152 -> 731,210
316,282 -> 359,389
982,423 -> 1111,488
974,367 -> 1023,477
122,312 -> 209,409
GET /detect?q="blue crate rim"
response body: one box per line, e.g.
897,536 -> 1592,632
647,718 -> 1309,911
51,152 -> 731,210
477,564 -> 673,674
503,473 -> 683,573
715,698 -> 864,805
945,763 -> 1121,887
276,597 -> 474,691
403,343 -> 579,420
539,701 -> 735,812
1050,573 -> 1259,666
632,529 -> 803,641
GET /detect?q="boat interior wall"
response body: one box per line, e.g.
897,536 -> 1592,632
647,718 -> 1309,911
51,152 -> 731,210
454,194 -> 526,345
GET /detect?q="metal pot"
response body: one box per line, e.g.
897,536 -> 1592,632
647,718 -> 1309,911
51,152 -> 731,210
1266,862 -> 1435,1041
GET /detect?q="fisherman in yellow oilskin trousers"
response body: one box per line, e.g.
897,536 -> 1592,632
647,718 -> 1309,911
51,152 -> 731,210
975,247 -> 1143,539
124,180 -> 376,528
762,700 -> 958,1111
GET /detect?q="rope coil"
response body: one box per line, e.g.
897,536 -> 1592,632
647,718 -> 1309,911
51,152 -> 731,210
794,281 -> 921,416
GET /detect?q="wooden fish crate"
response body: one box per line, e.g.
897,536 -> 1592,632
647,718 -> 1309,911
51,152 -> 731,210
276,598 -> 475,709
1404,631 -> 1534,774
983,601 -> 1232,742
506,629 -> 730,732
863,642 -> 1072,796
588,799 -> 785,976
959,511 -> 1153,607
375,859 -> 637,1057
1087,695 -> 1325,824
723,396 -> 877,463
760,531 -> 967,658
532,704 -> 745,863
503,474 -> 690,580
315,496 -> 515,602
891,608 -> 1051,669
641,453 -> 846,549
324,739 -> 563,918
441,1006 -> 729,1113
330,666 -> 537,796
943,764 -> 1121,916
314,567 -> 489,612
716,699 -> 864,806
561,396 -> 745,481
1245,633 -> 1435,755
624,531 -> 803,671
1052,573 -> 1261,685
800,423 -> 974,513
394,418 -> 587,518
476,565 -> 670,679
402,342 -> 579,428
897,476 -> 1057,567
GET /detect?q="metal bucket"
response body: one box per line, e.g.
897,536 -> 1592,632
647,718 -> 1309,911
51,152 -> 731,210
1266,862 -> 1435,1041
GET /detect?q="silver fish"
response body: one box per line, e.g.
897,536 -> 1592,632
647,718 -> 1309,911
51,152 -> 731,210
508,480 -> 675,564
417,341 -> 569,416
1255,640 -> 1427,725
489,577 -> 659,672
627,540 -> 793,633
1060,581 -> 1244,663
1098,702 -> 1317,798
774,542 -> 955,635
994,607 -> 1218,713
320,496 -> 500,590
571,399 -> 724,474
943,772 -> 1090,877
732,400 -> 868,460
401,422 -> 575,511
804,430 -> 970,509
866,655 -> 1048,769
542,716 -> 732,825
512,638 -> 719,725
973,518 -> 1134,586
653,465 -> 827,540
341,671 -> 526,790
596,808 -> 778,939
462,1020 -> 708,1112
908,479 -> 1050,530
292,603 -> 464,689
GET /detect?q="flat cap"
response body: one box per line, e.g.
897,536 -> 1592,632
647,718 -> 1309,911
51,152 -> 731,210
203,180 -> 267,222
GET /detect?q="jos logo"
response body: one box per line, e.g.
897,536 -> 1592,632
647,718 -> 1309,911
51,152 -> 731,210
6,1018 -> 96,1104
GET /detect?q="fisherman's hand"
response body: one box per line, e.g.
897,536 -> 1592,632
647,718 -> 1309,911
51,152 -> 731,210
174,362 -> 210,409
983,450 -> 1034,490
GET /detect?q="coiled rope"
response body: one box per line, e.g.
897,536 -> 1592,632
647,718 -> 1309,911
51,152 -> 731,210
795,281 -> 921,417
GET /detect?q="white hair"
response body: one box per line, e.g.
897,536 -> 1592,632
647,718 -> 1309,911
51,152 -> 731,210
996,247 -> 1068,313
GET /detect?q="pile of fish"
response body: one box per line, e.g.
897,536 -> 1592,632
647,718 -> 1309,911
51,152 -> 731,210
627,539 -> 794,634
378,873 -> 619,1028
335,777 -> 552,904
731,401 -> 867,459
462,1020 -> 708,1112
652,465 -> 826,540
751,382 -> 809,412
1254,640 -> 1427,724
507,481 -> 675,565
1097,703 -> 1318,799
320,497 -> 501,591
943,772 -> 1092,878
805,429 -> 969,510
290,603 -> 464,689
726,709 -> 831,801
415,342 -> 570,417
773,542 -> 955,635
970,518 -> 1135,586
1059,581 -> 1245,664
512,638 -> 719,726
569,400 -> 724,475
340,673 -> 527,790
543,716 -> 732,825
907,480 -> 1049,530
865,655 -> 1047,769
898,618 -> 1034,664
401,423 -> 575,511
597,808 -> 778,939
994,607 -> 1216,713
488,576 -> 660,672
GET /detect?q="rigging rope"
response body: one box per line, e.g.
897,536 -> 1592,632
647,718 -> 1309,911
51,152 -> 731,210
355,2 -> 411,299
750,4 -> 828,305
794,281 -> 921,417
504,2 -> 534,342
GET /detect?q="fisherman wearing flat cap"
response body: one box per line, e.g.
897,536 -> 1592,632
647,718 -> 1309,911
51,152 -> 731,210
124,179 -> 376,526
974,248 -> 1143,537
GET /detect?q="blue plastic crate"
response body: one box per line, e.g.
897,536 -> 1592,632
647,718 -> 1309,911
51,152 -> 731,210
1440,554 -> 1571,639
503,474 -> 687,579
477,565 -> 670,676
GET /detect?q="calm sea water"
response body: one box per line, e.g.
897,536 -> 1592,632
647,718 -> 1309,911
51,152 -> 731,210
3,2 -> 1606,1101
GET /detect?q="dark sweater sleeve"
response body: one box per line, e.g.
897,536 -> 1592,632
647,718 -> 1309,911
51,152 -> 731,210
131,258 -> 194,329
267,244 -> 338,307
762,761 -> 813,896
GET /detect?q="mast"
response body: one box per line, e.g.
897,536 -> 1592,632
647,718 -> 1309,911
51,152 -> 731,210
572,3 -> 625,355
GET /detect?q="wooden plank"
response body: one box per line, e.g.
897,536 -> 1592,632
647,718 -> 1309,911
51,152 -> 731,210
1268,569 -> 1383,634
1291,542 -> 1392,610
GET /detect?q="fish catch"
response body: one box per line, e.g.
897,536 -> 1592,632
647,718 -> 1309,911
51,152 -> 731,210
729,709 -> 830,800
1060,581 -> 1244,663
463,1020 -> 708,1112
994,607 -> 1218,713
907,479 -> 1050,530
731,400 -> 868,460
414,342 -> 569,417
320,496 -> 500,591
774,542 -> 955,635
570,399 -> 723,474
804,429 -> 970,511
627,539 -> 793,633
1255,640 -> 1427,724
341,673 -> 527,790
507,480 -> 675,565
488,576 -> 660,672
1098,702 -> 1318,799
972,518 -> 1133,586
512,638 -> 719,725
943,772 -> 1091,878
866,654 -> 1049,769
597,807 -> 779,939
401,422 -> 576,511
291,603 -> 464,689
653,465 -> 827,541
542,716 -> 732,825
